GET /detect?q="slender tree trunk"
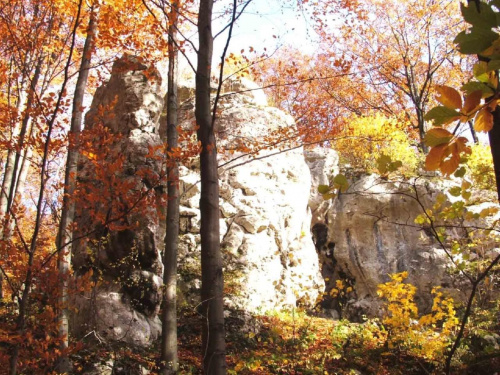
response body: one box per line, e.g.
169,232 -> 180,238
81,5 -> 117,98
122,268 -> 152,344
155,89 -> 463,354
468,120 -> 479,144
196,1 -> 226,373
0,93 -> 29,234
490,108 -> 500,202
0,82 -> 27,227
0,51 -> 41,302
161,1 -> 180,374
417,109 -> 428,153
4,122 -> 34,239
55,9 -> 96,374
6,59 -> 42,218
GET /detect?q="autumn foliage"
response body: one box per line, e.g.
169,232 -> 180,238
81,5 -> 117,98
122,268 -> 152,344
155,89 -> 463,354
0,0 -> 499,374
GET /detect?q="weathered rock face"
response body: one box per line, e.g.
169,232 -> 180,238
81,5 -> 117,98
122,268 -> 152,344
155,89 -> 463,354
72,55 -> 165,347
176,81 -> 324,312
305,163 -> 458,320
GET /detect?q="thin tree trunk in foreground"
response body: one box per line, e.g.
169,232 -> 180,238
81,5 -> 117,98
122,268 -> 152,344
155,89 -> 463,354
196,0 -> 226,373
489,108 -> 500,202
10,0 -> 83,370
161,1 -> 180,373
6,59 -> 42,221
56,8 -> 96,374
0,51 -> 42,302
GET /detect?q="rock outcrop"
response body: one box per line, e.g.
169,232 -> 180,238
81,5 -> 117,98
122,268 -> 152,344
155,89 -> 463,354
71,55 -> 471,348
72,55 -> 165,347
176,79 -> 324,312
309,173 -> 456,320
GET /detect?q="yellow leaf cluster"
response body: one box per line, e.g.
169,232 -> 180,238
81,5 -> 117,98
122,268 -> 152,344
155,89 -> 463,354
377,272 -> 458,361
335,114 -> 419,175
467,143 -> 496,191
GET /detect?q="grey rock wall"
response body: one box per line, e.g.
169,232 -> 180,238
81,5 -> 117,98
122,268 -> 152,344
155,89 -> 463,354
176,85 -> 324,312
72,55 -> 165,347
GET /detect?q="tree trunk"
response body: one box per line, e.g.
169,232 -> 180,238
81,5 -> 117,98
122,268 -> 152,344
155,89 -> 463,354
468,120 -> 479,144
196,1 -> 226,373
0,48 -> 42,302
56,9 -> 97,374
417,109 -> 428,153
490,108 -> 500,202
161,1 -> 180,374
6,59 -> 42,220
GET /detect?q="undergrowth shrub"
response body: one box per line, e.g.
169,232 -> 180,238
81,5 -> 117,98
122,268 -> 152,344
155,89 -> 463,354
377,272 -> 459,363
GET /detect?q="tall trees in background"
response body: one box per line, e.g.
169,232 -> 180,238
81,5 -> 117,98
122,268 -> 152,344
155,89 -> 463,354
0,0 -> 63,300
258,0 -> 468,149
8,1 -> 85,372
0,0 -> 170,372
3,0 -> 497,373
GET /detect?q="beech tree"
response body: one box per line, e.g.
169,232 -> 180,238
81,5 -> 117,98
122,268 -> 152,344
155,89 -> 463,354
196,0 -> 227,372
419,1 -> 500,372
1,0 -> 499,373
8,1 -> 85,371
161,0 -> 181,373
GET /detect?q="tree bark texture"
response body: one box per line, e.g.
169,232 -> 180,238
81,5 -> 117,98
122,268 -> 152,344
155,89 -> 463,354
161,1 -> 180,373
196,0 -> 226,373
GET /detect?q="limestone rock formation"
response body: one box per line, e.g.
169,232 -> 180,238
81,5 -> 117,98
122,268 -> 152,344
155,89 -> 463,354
176,83 -> 324,312
71,55 -> 474,350
306,162 -> 457,320
71,55 -> 165,347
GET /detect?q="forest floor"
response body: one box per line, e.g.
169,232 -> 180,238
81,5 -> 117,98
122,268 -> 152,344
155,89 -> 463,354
71,306 -> 500,375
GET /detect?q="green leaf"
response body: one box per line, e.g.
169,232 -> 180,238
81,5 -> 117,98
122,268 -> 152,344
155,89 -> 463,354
377,154 -> 391,164
460,2 -> 498,29
376,154 -> 402,175
424,128 -> 453,147
376,154 -> 390,174
473,61 -> 489,81
377,164 -> 387,175
322,192 -> 336,200
388,161 -> 403,172
449,186 -> 462,197
332,174 -> 349,193
318,185 -> 330,194
488,59 -> 500,71
454,166 -> 466,178
461,81 -> 494,97
454,28 -> 498,54
424,106 -> 461,126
